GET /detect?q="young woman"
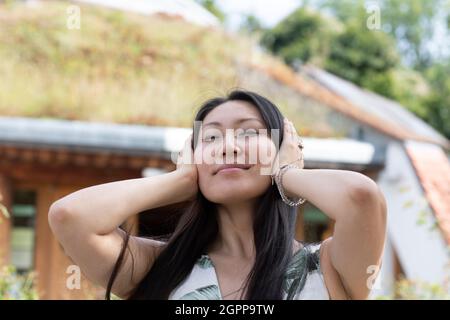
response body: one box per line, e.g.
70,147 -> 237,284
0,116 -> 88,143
48,90 -> 387,300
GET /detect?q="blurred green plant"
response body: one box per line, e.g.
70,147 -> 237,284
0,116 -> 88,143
375,277 -> 450,300
0,264 -> 39,300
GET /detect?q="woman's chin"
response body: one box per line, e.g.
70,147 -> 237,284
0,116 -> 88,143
203,187 -> 263,204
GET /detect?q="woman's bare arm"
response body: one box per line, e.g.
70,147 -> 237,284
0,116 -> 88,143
282,168 -> 387,299
48,169 -> 196,298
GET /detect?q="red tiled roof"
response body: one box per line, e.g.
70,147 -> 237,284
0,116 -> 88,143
405,142 -> 450,245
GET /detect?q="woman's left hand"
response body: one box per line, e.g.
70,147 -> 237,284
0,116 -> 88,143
271,118 -> 304,176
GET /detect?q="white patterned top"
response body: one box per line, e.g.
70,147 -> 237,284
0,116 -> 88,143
169,242 -> 330,300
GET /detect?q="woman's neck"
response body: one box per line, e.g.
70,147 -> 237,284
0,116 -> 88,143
210,201 -> 256,260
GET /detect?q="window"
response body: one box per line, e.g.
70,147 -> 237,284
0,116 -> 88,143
10,190 -> 36,274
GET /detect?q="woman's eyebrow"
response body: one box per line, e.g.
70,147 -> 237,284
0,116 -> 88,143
203,118 -> 264,127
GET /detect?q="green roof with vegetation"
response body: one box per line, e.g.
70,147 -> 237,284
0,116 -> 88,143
0,1 -> 255,125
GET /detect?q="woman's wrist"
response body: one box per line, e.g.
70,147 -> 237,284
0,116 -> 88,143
280,166 -> 305,200
172,169 -> 198,201
271,165 -> 306,206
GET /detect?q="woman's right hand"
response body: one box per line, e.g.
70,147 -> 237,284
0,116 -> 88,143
176,133 -> 198,200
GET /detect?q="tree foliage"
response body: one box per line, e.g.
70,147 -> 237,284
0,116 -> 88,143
259,2 -> 450,138
317,0 -> 450,70
261,8 -> 340,67
195,0 -> 225,22
423,61 -> 450,138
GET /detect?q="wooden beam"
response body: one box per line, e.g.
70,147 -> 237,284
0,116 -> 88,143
0,145 -> 175,172
0,160 -> 144,187
35,185 -> 105,299
34,185 -> 56,299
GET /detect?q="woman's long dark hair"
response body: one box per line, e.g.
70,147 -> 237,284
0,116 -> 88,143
105,89 -> 298,300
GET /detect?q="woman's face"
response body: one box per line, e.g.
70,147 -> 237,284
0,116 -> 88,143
193,100 -> 277,204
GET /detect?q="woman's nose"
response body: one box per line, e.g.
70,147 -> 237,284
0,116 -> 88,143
220,131 -> 242,157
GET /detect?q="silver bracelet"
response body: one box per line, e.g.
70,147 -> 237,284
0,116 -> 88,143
271,164 -> 306,206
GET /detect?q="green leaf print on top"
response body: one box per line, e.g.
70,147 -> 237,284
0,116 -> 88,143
197,255 -> 214,269
177,246 -> 321,300
283,246 -> 308,300
179,285 -> 221,300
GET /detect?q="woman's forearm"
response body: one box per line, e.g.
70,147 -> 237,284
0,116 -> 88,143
49,170 -> 193,236
281,168 -> 381,221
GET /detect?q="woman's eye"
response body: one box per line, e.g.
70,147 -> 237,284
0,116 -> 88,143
203,130 -> 258,142
203,135 -> 217,142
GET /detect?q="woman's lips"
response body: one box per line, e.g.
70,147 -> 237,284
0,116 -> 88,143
214,164 -> 252,175
217,167 -> 247,174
